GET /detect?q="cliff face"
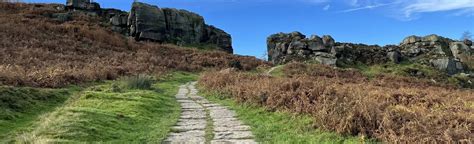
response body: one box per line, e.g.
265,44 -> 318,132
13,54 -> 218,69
268,32 -> 473,75
64,1 -> 233,53
127,2 -> 233,53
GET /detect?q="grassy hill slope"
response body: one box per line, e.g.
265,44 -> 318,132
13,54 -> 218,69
0,2 -> 267,88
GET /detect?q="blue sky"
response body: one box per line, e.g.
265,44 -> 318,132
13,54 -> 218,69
26,0 -> 474,58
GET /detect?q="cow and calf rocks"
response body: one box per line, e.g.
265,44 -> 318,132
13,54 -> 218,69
58,0 -> 473,75
128,3 -> 232,53
268,32 -> 473,75
64,0 -> 233,53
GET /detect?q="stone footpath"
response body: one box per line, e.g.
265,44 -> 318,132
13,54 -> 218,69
163,82 -> 256,144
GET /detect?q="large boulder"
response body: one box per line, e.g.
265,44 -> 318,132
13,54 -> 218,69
307,35 -> 325,51
100,9 -> 129,35
66,0 -> 89,9
267,32 -> 314,64
109,13 -> 127,26
400,34 -> 454,58
450,42 -> 471,60
401,35 -> 421,45
127,2 -> 233,53
128,2 -> 167,41
202,25 -> 233,53
161,8 -> 206,44
66,0 -> 100,11
387,51 -> 402,64
267,32 -> 302,63
313,52 -> 336,66
322,35 -> 335,48
430,58 -> 465,75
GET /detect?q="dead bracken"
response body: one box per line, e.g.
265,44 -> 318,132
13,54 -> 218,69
199,63 -> 474,143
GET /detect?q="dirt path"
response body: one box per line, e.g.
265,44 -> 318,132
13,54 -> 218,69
164,82 -> 256,144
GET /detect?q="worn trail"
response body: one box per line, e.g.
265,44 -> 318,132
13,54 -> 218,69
164,82 -> 256,144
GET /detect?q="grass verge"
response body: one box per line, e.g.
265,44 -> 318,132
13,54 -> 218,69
200,91 -> 365,144
0,86 -> 81,141
13,72 -> 197,143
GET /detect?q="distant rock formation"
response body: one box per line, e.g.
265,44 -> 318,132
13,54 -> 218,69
66,0 -> 100,11
64,0 -> 233,53
399,35 -> 472,75
268,32 -> 473,75
128,2 -> 232,53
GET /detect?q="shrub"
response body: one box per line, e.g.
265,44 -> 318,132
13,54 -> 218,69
125,74 -> 154,90
110,83 -> 121,92
229,60 -> 243,70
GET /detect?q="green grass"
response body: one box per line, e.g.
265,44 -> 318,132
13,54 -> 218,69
200,91 -> 366,144
349,61 -> 443,79
13,71 -> 198,143
204,109 -> 214,144
124,74 -> 155,90
268,65 -> 285,77
0,86 -> 81,141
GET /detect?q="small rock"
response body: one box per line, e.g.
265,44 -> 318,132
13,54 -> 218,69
464,39 -> 473,46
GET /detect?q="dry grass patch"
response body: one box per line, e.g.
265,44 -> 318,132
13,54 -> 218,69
199,63 -> 473,143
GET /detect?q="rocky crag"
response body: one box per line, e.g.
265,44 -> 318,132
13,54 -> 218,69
268,32 -> 473,75
63,0 -> 233,53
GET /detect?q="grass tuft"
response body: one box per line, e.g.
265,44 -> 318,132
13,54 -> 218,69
125,74 -> 155,90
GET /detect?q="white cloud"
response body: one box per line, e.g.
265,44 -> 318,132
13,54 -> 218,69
348,0 -> 359,6
403,0 -> 474,17
302,0 -> 330,4
453,8 -> 474,16
339,2 -> 397,13
340,0 -> 474,19
323,5 -> 331,10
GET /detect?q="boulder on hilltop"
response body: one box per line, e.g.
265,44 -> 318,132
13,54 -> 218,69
128,2 -> 233,53
63,0 -> 233,53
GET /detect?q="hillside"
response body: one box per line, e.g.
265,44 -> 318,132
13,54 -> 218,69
0,2 -> 267,88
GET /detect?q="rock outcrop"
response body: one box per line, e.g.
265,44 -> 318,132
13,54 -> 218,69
64,1 -> 233,53
267,32 -> 395,66
101,8 -> 129,35
128,2 -> 233,53
267,32 -> 338,66
66,0 -> 100,11
268,32 -> 473,75
399,35 -> 472,75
